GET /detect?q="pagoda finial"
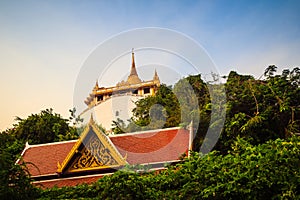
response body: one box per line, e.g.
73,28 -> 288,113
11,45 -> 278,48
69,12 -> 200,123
154,69 -> 158,79
127,48 -> 141,84
131,48 -> 136,75
93,80 -> 99,92
89,113 -> 94,124
153,69 -> 160,81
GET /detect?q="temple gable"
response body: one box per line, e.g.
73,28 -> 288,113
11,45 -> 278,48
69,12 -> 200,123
57,118 -> 127,174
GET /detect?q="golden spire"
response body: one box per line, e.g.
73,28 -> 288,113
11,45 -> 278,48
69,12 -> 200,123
90,113 -> 94,123
130,48 -> 138,76
153,69 -> 159,80
93,80 -> 99,92
127,48 -> 141,84
153,69 -> 160,87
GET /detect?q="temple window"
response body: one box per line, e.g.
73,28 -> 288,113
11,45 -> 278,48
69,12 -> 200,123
97,95 -> 103,101
144,87 -> 150,94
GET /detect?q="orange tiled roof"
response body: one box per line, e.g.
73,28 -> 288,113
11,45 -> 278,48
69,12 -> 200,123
19,127 -> 190,187
20,140 -> 76,177
111,128 -> 189,164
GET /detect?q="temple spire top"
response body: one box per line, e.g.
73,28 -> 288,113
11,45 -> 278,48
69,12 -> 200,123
93,80 -> 99,92
130,48 -> 137,76
153,69 -> 159,80
127,48 -> 141,84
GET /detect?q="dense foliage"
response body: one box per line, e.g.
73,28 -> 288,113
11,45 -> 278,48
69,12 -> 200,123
0,131 -> 39,200
0,108 -> 78,199
39,136 -> 300,199
12,108 -> 78,144
219,67 -> 300,152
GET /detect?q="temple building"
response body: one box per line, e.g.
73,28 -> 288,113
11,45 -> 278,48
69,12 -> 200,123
80,49 -> 161,130
85,50 -> 160,107
18,118 -> 192,188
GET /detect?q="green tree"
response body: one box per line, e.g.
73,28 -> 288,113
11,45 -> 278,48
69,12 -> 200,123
130,84 -> 181,131
12,108 -> 78,144
129,75 -> 211,135
264,64 -> 277,78
0,131 -> 38,200
173,74 -> 212,150
111,118 -> 127,134
290,67 -> 300,86
217,68 -> 300,152
68,107 -> 84,126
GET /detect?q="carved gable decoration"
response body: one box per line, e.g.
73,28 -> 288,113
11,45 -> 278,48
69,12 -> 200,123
57,118 -> 127,174
69,131 -> 119,171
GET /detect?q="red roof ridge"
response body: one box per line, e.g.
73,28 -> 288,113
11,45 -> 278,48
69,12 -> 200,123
33,172 -> 114,184
109,126 -> 185,138
139,159 -> 182,166
25,139 -> 78,148
16,141 -> 31,164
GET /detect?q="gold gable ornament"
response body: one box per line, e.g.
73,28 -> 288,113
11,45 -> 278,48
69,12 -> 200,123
57,116 -> 127,174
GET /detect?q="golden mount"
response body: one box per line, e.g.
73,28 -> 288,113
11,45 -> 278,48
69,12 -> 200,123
85,49 -> 160,107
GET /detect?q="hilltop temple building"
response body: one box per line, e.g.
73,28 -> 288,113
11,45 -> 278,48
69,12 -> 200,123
85,50 -> 160,108
80,50 -> 161,130
18,50 -> 192,188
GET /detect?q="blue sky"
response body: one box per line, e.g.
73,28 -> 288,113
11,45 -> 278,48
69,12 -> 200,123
0,0 -> 300,130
